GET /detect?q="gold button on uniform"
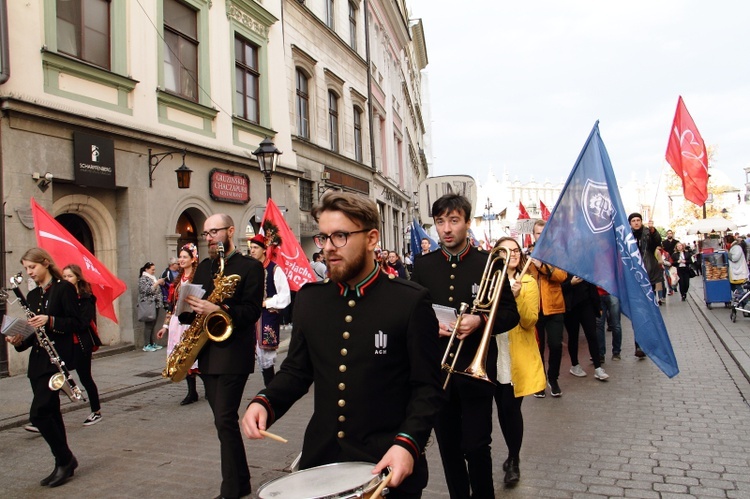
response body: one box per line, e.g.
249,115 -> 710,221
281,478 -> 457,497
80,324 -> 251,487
449,285 -> 454,291
452,263 -> 457,268
448,297 -> 454,302
450,275 -> 455,280
340,349 -> 348,356
339,365 -> 347,372
345,315 -> 353,323
338,383 -> 346,391
338,415 -> 346,422
343,332 -> 350,339
348,300 -> 356,308
338,431 -> 345,438
338,399 -> 346,407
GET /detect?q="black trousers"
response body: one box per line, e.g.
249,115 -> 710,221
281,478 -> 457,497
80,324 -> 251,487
493,382 -> 523,460
536,312 -> 564,381
73,347 -> 100,413
564,302 -> 601,369
29,375 -> 73,466
676,267 -> 692,297
434,378 -> 495,499
201,373 -> 251,498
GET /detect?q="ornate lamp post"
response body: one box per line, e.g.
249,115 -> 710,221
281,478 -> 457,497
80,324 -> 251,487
484,197 -> 493,242
252,137 -> 282,200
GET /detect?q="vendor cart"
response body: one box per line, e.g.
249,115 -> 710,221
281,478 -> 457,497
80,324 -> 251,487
702,251 -> 732,309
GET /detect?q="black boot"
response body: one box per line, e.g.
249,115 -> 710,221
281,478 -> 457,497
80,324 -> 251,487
180,374 -> 199,406
48,456 -> 77,487
262,366 -> 275,387
504,456 -> 520,485
40,466 -> 60,486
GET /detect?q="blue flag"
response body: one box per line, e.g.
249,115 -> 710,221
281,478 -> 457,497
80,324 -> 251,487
410,218 -> 438,256
532,122 -> 679,378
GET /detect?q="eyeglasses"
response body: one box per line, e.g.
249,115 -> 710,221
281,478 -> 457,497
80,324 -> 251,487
507,248 -> 521,255
313,229 -> 370,249
200,227 -> 230,238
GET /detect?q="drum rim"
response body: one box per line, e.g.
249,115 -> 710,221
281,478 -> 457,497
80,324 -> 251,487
257,461 -> 382,497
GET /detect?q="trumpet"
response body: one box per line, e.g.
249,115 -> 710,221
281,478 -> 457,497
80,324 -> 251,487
440,246 -> 510,389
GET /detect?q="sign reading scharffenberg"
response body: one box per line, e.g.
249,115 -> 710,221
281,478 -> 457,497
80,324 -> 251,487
73,132 -> 116,189
209,169 -> 250,204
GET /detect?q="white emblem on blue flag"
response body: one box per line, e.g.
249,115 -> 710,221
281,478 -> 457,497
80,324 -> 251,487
581,180 -> 615,234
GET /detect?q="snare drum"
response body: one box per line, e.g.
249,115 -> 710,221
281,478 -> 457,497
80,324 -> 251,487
257,462 -> 384,499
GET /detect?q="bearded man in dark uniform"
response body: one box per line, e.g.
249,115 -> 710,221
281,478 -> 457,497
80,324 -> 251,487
411,193 -> 520,499
183,213 -> 264,499
242,192 -> 444,498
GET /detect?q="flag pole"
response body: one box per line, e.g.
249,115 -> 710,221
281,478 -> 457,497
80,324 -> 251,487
650,161 -> 668,221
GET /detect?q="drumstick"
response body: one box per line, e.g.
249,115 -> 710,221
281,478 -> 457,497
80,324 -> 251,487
368,473 -> 391,499
259,430 -> 288,443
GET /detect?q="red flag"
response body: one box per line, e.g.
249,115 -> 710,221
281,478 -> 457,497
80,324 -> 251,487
31,198 -> 127,323
540,200 -> 550,221
260,198 -> 315,291
518,201 -> 530,219
666,96 -> 709,206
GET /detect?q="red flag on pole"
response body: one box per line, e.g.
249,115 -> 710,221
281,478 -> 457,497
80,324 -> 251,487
540,200 -> 550,221
259,198 -> 315,291
665,96 -> 709,206
518,201 -> 530,219
31,198 -> 127,323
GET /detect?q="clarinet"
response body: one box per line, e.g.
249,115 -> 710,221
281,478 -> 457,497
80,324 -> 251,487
8,273 -> 85,402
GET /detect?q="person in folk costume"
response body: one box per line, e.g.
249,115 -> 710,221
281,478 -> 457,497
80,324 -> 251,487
248,233 -> 291,387
157,243 -> 202,405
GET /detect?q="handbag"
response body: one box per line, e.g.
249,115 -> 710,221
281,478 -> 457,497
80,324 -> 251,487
689,267 -> 697,278
137,299 -> 157,322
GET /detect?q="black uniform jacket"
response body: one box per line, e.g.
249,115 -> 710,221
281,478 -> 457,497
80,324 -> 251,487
15,279 -> 84,379
252,267 -> 445,491
411,244 -> 520,386
183,251 -> 264,375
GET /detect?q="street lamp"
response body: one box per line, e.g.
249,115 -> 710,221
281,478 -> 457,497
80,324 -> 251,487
484,197 -> 493,242
148,148 -> 192,189
252,137 -> 282,200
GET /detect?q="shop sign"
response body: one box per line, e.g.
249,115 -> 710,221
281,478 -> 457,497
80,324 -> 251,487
73,132 -> 116,189
209,169 -> 250,204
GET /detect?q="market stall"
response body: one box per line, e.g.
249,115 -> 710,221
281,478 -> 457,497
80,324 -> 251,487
686,218 -> 737,309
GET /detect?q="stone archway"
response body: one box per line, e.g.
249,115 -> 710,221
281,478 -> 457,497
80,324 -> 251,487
53,195 -> 121,344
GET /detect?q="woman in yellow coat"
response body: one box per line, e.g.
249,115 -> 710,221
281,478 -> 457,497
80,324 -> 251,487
493,237 -> 546,485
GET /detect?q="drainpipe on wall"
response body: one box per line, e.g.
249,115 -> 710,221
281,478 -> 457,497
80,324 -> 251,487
0,0 -> 9,85
364,0 -> 376,173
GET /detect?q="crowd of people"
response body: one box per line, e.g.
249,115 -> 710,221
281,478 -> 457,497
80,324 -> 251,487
9,190 -> 748,498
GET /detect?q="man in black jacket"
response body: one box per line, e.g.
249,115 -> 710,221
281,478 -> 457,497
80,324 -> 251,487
242,192 -> 444,498
184,214 -> 264,499
411,194 -> 519,499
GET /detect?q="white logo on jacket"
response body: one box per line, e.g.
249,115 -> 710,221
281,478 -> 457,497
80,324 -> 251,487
375,330 -> 388,354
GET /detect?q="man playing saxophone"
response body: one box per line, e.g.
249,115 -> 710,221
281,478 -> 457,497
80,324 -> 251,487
181,214 -> 264,499
5,248 -> 85,488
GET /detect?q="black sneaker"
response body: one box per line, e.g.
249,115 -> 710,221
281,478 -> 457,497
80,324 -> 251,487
549,380 -> 562,397
635,347 -> 646,359
533,389 -> 546,398
83,412 -> 102,426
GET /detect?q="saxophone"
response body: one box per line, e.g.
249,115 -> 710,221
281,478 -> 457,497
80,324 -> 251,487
6,273 -> 86,402
163,242 -> 240,382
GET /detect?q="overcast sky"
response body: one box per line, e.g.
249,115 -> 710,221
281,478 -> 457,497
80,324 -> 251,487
408,1 -> 750,189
